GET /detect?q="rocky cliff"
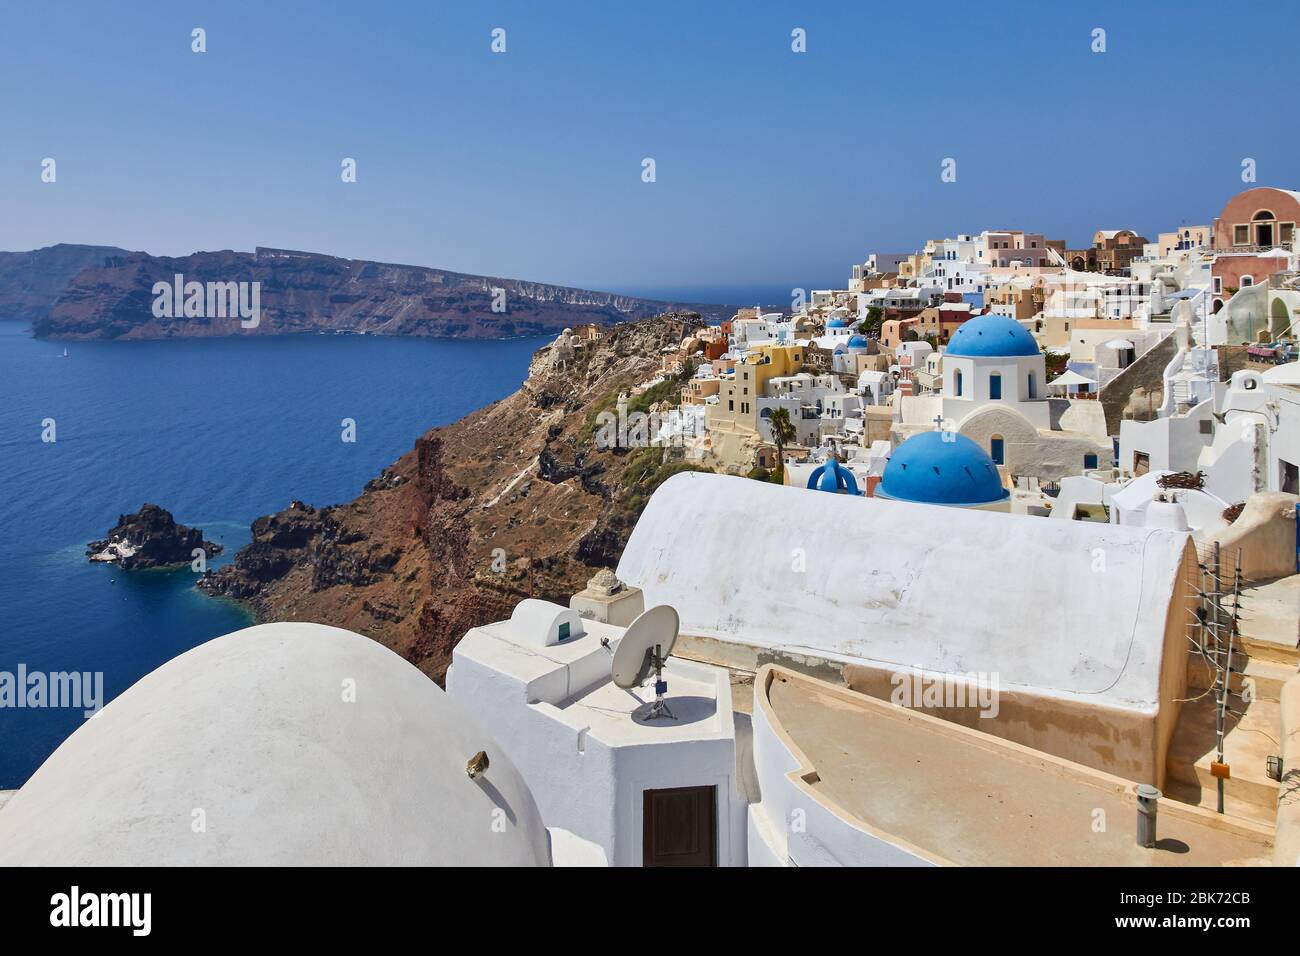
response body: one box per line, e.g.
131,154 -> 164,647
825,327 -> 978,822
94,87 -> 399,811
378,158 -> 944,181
198,312 -> 712,679
18,245 -> 731,339
88,504 -> 223,569
0,244 -> 128,324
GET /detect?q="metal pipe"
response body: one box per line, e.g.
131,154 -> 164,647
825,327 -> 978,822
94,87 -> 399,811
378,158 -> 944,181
1137,784 -> 1161,848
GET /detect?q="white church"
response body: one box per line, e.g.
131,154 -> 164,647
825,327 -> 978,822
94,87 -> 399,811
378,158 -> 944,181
894,312 -> 1111,484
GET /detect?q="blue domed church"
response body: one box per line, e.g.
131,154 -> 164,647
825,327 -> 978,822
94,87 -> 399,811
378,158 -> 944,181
941,313 -> 1050,431
877,431 -> 1009,509
890,312 -> 1112,485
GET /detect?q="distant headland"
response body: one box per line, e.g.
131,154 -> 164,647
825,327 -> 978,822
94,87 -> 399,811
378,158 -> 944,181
0,244 -> 736,340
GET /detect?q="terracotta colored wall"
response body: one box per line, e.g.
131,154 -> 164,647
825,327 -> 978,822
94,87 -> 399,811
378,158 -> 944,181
1206,491 -> 1300,581
1213,255 -> 1288,292
1213,187 -> 1300,248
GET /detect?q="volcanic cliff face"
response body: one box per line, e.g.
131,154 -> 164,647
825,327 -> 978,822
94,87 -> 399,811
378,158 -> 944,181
198,312 -> 711,679
0,244 -> 128,324
25,246 -> 731,339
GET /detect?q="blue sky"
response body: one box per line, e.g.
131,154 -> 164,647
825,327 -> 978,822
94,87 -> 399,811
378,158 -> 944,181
2,0 -> 1297,302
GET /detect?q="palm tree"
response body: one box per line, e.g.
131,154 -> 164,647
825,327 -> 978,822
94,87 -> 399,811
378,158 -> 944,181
767,407 -> 796,484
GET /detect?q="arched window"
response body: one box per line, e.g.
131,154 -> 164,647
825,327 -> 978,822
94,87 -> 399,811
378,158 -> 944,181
954,369 -> 963,397
990,436 -> 1005,465
989,373 -> 1002,400
1241,275 -> 1254,287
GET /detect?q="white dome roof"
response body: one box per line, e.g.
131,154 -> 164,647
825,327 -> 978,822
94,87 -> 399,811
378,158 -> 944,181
0,623 -> 551,866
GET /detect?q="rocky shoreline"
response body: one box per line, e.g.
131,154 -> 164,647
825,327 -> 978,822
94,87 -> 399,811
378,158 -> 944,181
197,312 -> 711,681
87,504 -> 223,570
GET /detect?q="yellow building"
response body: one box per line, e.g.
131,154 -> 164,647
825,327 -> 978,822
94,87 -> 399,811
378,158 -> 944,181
896,251 -> 931,282
985,280 -> 1042,322
706,344 -> 806,469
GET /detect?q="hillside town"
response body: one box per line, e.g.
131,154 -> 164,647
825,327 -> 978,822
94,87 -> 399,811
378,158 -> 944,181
558,186 -> 1300,522
5,186 -> 1299,875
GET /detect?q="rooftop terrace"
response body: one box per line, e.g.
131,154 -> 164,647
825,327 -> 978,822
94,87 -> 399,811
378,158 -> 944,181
762,666 -> 1275,866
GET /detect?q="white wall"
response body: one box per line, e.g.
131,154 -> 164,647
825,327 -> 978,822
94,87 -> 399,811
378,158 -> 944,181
448,631 -> 747,867
1118,399 -> 1215,475
941,354 -> 1051,429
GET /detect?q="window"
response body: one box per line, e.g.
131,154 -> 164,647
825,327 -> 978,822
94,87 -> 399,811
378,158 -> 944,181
1027,372 -> 1036,399
989,373 -> 1002,400
1213,276 -> 1222,294
728,400 -> 734,411
1234,225 -> 1249,245
1242,275 -> 1254,287
1084,454 -> 1098,470
990,436 -> 1004,464
1282,460 -> 1299,496
557,622 -> 571,642
954,369 -> 963,396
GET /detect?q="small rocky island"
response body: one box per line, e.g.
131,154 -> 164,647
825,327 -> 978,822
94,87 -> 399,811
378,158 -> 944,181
87,504 -> 223,569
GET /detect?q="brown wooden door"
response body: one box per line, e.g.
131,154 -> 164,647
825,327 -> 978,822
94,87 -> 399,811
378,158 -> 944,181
642,786 -> 717,867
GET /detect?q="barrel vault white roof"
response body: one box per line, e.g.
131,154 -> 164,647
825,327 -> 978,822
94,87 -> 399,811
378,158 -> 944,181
617,473 -> 1194,714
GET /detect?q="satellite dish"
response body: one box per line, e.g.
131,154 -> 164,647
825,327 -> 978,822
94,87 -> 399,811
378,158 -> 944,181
611,605 -> 680,720
612,606 -> 679,689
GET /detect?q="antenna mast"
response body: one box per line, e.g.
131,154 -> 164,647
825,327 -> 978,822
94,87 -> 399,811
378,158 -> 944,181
1187,541 -> 1247,813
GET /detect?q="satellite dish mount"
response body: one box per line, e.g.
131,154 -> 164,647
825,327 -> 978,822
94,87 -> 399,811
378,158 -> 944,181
641,643 -> 675,721
611,605 -> 680,722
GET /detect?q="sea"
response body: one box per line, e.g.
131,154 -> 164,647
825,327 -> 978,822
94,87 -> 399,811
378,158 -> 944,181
0,321 -> 549,787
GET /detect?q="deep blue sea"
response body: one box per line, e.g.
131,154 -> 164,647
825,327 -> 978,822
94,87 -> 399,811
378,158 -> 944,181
0,321 -> 547,787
